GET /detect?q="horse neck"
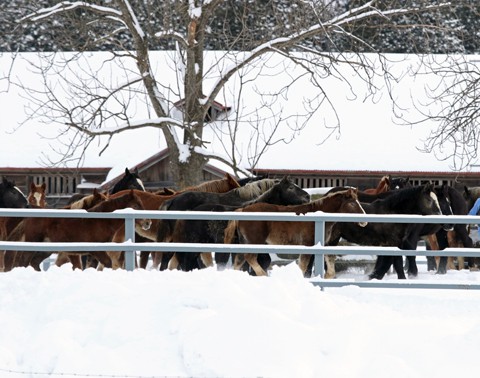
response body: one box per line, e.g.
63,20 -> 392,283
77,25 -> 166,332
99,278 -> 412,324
88,194 -> 135,212
311,194 -> 345,212
376,187 -> 421,214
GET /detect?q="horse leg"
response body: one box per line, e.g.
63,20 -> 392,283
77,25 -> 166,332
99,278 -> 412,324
426,234 -> 439,271
433,229 -> 450,274
67,254 -> 83,270
244,253 -> 268,276
324,255 -> 336,279
0,251 -> 4,272
200,252 -> 213,268
168,253 -> 180,270
139,251 -> 150,269
369,256 -> 394,280
30,252 -> 52,271
404,256 -> 415,278
3,250 -> 17,272
151,252 -> 164,270
298,254 -> 311,277
91,252 -> 112,270
215,252 -> 230,270
233,254 -> 246,270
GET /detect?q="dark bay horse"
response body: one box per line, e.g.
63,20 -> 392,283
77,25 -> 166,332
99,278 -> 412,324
3,190 -> 151,272
167,176 -> 311,272
110,167 -> 145,194
463,185 -> 480,211
425,185 -> 473,274
0,177 -> 28,209
0,178 -> 29,271
223,188 -> 367,277
327,183 -> 443,280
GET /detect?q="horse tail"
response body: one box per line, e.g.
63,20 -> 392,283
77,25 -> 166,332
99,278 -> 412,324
224,219 -> 239,244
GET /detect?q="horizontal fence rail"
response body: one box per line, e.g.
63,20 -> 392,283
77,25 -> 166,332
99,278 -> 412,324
1,208 -> 480,290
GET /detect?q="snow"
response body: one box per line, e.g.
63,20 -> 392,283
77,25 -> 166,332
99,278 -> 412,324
2,259 -> 480,377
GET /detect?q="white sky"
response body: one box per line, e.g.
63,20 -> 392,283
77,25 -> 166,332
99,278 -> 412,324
1,260 -> 480,377
1,52 -> 479,177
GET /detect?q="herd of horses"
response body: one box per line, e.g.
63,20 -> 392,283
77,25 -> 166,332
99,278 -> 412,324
1,170 -> 480,280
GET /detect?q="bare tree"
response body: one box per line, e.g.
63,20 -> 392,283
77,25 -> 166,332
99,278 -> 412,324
401,54 -> 480,171
11,0 -> 455,187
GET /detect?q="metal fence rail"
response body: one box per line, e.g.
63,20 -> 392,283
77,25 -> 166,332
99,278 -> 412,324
1,208 -> 480,290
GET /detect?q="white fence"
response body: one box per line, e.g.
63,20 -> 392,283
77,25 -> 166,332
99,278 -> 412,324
1,208 -> 480,290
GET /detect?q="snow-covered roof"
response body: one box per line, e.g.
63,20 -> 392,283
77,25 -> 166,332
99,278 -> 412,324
1,51 -> 479,177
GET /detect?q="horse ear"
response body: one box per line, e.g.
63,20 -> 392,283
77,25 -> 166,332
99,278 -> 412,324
465,186 -> 470,196
30,182 -> 36,191
41,183 -> 47,190
125,167 -> 130,175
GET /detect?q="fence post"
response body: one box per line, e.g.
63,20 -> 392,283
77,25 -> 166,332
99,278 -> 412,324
313,218 -> 325,278
124,216 -> 136,271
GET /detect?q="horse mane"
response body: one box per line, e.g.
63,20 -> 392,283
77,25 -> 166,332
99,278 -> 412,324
68,189 -> 108,209
182,173 -> 240,193
374,184 -> 430,209
232,178 -> 278,200
87,190 -> 135,212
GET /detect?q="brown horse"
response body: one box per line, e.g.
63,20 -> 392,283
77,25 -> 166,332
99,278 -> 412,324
54,189 -> 110,269
27,183 -> 47,208
3,190 -> 151,272
223,188 -> 367,277
362,175 -> 390,195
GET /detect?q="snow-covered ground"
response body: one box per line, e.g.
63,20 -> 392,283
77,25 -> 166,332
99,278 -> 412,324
1,256 -> 480,378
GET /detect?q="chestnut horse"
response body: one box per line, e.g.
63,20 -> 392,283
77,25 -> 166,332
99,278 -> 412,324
223,188 -> 367,277
362,175 -> 390,195
3,190 -> 151,272
27,183 -> 47,208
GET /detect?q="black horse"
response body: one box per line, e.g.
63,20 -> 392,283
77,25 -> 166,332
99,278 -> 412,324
427,185 -> 473,274
327,183 -> 444,280
163,177 -> 310,272
109,167 -> 145,194
388,175 -> 411,190
0,177 -> 28,208
66,167 -> 145,206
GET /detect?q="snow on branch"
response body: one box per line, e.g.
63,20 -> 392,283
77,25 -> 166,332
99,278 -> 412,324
19,1 -> 122,23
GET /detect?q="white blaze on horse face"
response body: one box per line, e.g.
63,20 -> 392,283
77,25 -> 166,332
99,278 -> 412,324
136,178 -> 146,191
356,200 -> 368,227
430,192 -> 442,215
32,192 -> 43,206
14,186 -> 26,198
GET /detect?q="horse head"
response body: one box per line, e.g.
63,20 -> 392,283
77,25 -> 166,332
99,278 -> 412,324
110,167 -> 145,194
0,177 -> 28,208
27,182 -> 47,208
435,184 -> 454,231
389,175 -> 411,190
419,182 -> 443,217
341,188 -> 368,227
275,176 -> 310,205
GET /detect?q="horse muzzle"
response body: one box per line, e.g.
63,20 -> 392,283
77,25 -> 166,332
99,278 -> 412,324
139,218 -> 152,231
442,223 -> 454,232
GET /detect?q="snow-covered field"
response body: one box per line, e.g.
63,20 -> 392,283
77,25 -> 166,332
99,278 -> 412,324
1,256 -> 480,378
